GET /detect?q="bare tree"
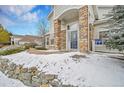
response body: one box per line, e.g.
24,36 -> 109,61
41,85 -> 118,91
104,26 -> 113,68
38,19 -> 48,48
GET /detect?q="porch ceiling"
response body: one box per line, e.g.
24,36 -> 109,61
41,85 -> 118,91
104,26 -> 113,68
58,9 -> 79,22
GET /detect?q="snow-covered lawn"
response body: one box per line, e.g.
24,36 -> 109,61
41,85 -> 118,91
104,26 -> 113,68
2,51 -> 124,87
0,71 -> 26,87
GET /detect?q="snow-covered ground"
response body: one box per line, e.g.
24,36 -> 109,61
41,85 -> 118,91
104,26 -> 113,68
2,51 -> 124,87
0,71 -> 26,87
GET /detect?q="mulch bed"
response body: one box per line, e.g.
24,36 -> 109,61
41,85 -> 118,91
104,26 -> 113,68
109,56 -> 124,60
71,54 -> 87,59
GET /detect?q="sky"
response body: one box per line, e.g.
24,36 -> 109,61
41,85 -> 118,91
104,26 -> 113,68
0,5 -> 52,36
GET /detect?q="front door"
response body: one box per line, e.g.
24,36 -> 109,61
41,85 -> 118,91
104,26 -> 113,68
70,31 -> 78,50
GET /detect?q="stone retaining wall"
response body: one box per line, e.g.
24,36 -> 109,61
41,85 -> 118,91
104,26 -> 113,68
0,58 -> 63,87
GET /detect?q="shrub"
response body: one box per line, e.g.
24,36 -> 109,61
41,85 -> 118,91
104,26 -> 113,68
0,47 -> 25,55
35,46 -> 47,50
24,43 -> 37,49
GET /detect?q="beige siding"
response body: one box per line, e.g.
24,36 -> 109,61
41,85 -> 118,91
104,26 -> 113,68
49,13 -> 54,35
54,5 -> 82,19
88,6 -> 95,24
97,5 -> 113,19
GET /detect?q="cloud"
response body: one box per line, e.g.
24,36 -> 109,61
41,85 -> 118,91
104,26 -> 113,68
0,5 -> 38,24
0,5 -> 35,16
0,15 -> 15,27
0,5 -> 52,36
22,12 -> 39,22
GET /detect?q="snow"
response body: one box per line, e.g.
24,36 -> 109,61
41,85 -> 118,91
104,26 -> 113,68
0,71 -> 26,87
2,51 -> 124,87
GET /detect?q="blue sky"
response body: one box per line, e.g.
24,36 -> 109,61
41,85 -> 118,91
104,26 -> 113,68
0,5 -> 52,36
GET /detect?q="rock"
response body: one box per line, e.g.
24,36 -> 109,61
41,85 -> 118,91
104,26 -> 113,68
54,75 -> 58,79
31,81 -> 41,87
21,68 -> 28,73
32,76 -> 42,83
7,71 -> 14,77
34,70 -> 41,76
40,84 -> 49,87
22,80 -> 32,86
12,74 -> 18,79
28,67 -> 37,73
0,58 -> 9,63
41,79 -> 48,84
20,72 -> 32,80
2,65 -> 8,71
4,70 -> 9,75
14,67 -> 21,74
0,68 -> 5,73
18,74 -> 23,80
44,74 -> 55,81
62,84 -> 75,87
0,60 -> 8,71
50,79 -> 61,87
18,65 -> 23,69
38,72 -> 45,77
9,63 -> 16,71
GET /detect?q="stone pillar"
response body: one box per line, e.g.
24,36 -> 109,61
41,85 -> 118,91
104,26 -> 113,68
60,30 -> 66,50
54,19 -> 61,50
79,5 -> 89,52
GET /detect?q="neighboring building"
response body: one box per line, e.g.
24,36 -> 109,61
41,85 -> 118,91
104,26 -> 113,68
11,35 -> 24,45
11,35 -> 42,45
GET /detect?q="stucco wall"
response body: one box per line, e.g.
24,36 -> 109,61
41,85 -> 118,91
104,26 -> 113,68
48,13 -> 54,36
54,5 -> 82,19
96,5 -> 113,19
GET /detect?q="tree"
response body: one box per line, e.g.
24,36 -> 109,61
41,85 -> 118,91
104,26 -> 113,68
105,5 -> 124,53
37,19 -> 48,48
0,24 -> 12,44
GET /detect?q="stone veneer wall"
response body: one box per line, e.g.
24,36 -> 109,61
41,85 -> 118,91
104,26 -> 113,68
60,30 -> 66,50
54,20 -> 61,50
79,5 -> 89,52
54,20 -> 66,50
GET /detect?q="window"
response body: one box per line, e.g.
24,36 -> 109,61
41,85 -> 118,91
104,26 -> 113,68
46,37 -> 49,45
51,39 -> 54,45
99,31 -> 109,39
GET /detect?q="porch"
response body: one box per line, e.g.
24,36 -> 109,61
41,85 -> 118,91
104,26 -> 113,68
54,6 -> 89,52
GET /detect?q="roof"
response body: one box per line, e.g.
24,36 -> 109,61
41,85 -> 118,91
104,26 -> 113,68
48,10 -> 54,19
12,35 -> 25,38
12,35 -> 41,43
47,5 -> 54,19
19,35 -> 41,43
93,17 -> 111,25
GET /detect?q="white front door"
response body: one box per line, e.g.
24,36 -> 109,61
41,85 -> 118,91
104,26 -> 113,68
67,22 -> 79,51
70,31 -> 78,50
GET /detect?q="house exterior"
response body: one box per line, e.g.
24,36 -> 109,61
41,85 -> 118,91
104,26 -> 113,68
44,5 -> 120,53
47,5 -> 89,52
89,5 -> 120,53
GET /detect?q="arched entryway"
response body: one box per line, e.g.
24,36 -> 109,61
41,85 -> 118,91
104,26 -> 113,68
54,8 -> 79,51
54,6 -> 89,52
